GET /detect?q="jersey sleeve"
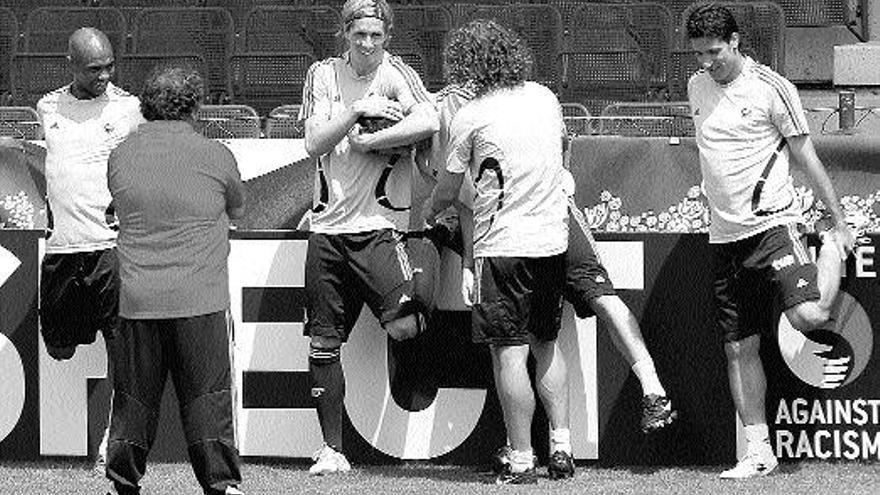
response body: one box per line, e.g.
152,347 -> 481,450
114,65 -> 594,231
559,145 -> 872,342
768,77 -> 810,137
299,60 -> 333,122
387,56 -> 432,113
446,109 -> 474,175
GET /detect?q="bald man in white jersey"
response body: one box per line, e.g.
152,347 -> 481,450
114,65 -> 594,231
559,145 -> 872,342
686,5 -> 855,479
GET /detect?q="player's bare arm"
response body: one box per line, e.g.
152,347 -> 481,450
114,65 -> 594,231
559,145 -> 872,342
303,95 -> 403,157
349,100 -> 438,153
788,134 -> 855,257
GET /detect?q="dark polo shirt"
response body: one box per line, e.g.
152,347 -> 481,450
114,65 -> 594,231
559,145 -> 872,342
108,120 -> 242,319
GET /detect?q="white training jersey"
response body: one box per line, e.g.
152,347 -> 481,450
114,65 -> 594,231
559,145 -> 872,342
37,82 -> 144,254
299,52 -> 432,234
447,81 -> 568,258
688,56 -> 808,243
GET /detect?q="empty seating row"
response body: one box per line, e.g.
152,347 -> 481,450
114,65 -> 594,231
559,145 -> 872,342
0,103 -> 304,140
1,2 -> 787,118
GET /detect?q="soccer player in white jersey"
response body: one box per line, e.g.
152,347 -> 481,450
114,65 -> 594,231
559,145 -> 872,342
427,83 -> 677,438
12,27 -> 144,475
686,5 -> 855,479
424,19 -> 571,484
298,0 -> 439,475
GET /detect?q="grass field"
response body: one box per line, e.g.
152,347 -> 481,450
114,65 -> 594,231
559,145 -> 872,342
2,459 -> 880,495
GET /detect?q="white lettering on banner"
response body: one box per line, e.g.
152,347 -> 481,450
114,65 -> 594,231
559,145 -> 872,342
775,398 -> 880,426
39,333 -> 108,455
856,246 -> 876,278
0,333 -> 26,442
29,238 -> 644,459
228,240 -> 323,457
775,429 -> 880,460
343,308 -> 487,459
0,244 -> 24,442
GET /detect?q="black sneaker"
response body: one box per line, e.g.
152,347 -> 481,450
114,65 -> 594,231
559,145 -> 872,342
547,450 -> 575,480
491,445 -> 512,474
494,465 -> 538,485
641,394 -> 678,433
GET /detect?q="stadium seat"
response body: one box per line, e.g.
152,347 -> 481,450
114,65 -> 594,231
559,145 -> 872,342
0,7 -> 18,103
227,51 -> 314,118
390,4 -> 453,91
265,104 -> 304,139
194,104 -> 261,139
599,101 -> 694,137
115,53 -> 207,96
97,0 -> 208,27
23,7 -> 127,54
451,3 -> 564,89
559,2 -> 673,115
241,5 -> 340,60
130,7 -> 234,101
561,102 -> 595,136
0,106 -> 41,139
9,53 -> 69,108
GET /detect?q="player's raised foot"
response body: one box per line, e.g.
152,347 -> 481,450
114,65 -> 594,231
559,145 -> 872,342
547,450 -> 575,480
309,445 -> 351,476
641,394 -> 678,433
491,444 -> 512,474
720,445 -> 778,479
494,464 -> 538,485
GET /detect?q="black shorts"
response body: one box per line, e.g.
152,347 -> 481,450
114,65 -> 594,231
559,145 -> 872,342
40,248 -> 120,348
566,198 -> 617,318
472,253 -> 566,346
304,229 -> 437,342
713,223 -> 820,342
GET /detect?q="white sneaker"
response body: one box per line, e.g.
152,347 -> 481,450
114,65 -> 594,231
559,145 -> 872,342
224,487 -> 245,495
720,446 -> 778,479
309,445 -> 351,476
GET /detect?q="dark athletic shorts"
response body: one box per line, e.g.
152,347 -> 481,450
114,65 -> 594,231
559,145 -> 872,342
566,198 -> 617,318
472,253 -> 566,346
713,223 -> 820,342
304,229 -> 437,342
40,248 -> 119,348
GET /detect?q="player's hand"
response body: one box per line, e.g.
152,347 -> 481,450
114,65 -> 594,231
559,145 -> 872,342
352,96 -> 403,121
348,132 -> 374,153
461,267 -> 475,306
0,136 -> 24,150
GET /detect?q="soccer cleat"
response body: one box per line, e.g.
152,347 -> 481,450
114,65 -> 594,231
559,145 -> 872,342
494,465 -> 538,485
309,445 -> 351,476
720,446 -> 778,479
641,394 -> 678,433
224,487 -> 245,495
491,445 -> 513,474
547,450 -> 575,480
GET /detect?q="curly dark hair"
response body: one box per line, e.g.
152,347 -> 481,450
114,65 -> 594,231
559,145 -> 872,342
443,19 -> 533,96
140,67 -> 204,121
686,4 -> 739,42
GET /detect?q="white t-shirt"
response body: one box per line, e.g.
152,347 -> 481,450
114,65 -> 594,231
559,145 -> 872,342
688,57 -> 808,243
299,52 -> 432,234
447,82 -> 568,258
38,82 -> 144,254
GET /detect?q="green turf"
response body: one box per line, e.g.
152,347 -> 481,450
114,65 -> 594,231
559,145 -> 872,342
1,460 -> 879,494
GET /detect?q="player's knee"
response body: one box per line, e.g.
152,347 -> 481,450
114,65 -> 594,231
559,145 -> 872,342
384,312 -> 424,341
46,344 -> 77,361
786,303 -> 830,332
